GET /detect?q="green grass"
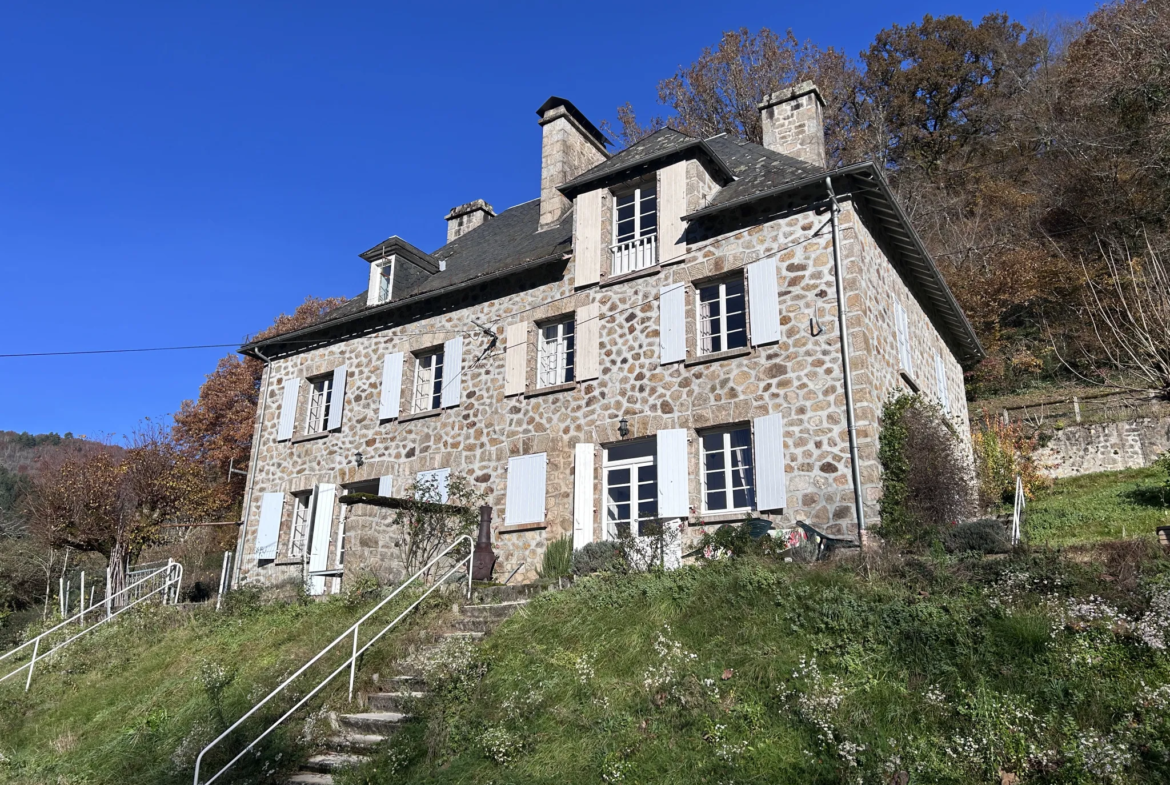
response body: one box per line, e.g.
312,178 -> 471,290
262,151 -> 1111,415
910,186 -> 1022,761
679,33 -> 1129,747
0,584 -> 444,785
1024,466 -> 1170,545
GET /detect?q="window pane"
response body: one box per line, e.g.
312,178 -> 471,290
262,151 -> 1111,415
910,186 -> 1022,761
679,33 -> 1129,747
707,490 -> 727,510
607,468 -> 630,489
606,440 -> 656,463
733,487 -> 753,510
616,192 -> 635,209
617,203 -> 635,222
702,432 -> 724,455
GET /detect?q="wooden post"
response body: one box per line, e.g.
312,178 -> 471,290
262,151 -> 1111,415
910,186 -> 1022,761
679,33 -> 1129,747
1073,397 -> 1081,423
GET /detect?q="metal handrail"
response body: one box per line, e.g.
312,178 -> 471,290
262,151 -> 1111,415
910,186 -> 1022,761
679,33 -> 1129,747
193,535 -> 474,785
0,561 -> 183,691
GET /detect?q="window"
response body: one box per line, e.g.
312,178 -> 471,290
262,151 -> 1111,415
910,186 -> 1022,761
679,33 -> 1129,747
377,262 -> 393,303
289,492 -> 312,559
416,468 -> 450,504
701,426 -> 756,513
611,183 -> 658,275
538,318 -> 575,387
603,439 -> 658,538
698,277 -> 748,354
413,349 -> 445,413
306,375 -> 333,434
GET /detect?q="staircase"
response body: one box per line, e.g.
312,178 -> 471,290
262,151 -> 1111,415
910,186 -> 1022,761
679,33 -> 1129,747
286,598 -> 529,784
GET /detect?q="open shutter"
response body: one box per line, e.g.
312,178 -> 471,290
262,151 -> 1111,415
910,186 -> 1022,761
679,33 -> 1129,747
935,352 -> 950,413
440,336 -> 463,408
255,492 -> 284,561
656,429 -> 689,518
754,412 -> 787,511
379,352 -> 404,420
505,453 -> 547,526
416,468 -> 451,503
746,258 -> 781,345
307,484 -> 336,595
377,475 -> 394,497
504,323 -> 527,396
574,188 -> 603,287
327,366 -> 347,431
658,160 -> 688,264
659,284 -> 686,364
576,302 -> 599,381
895,301 -> 913,375
277,381 -> 300,442
572,443 -> 595,548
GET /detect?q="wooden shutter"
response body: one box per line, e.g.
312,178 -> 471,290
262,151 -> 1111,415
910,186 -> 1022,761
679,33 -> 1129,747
379,352 -> 404,420
574,188 -> 603,287
255,492 -> 284,562
416,468 -> 450,503
307,484 -> 336,595
659,283 -> 686,364
658,160 -> 688,264
377,475 -> 393,497
935,352 -> 950,413
277,381 -> 300,442
576,302 -> 599,381
754,412 -> 787,511
505,453 -> 547,526
572,443 -> 595,548
656,429 -> 689,518
440,336 -> 463,408
327,366 -> 347,431
504,322 -> 527,396
746,258 -> 781,345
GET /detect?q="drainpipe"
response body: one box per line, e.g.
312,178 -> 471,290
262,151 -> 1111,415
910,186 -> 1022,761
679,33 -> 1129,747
233,346 -> 273,586
825,177 -> 867,543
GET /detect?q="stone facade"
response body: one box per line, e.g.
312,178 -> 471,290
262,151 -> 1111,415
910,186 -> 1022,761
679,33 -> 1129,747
760,82 -> 827,169
1036,416 -> 1170,478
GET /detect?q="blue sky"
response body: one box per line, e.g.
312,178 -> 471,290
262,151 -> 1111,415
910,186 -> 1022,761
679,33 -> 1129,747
0,0 -> 1097,439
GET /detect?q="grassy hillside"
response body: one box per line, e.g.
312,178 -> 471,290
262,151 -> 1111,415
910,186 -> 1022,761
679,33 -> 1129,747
1024,467 -> 1170,546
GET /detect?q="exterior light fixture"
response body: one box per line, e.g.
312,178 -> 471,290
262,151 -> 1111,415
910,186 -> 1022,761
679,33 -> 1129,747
618,416 -> 630,439
354,451 -> 364,467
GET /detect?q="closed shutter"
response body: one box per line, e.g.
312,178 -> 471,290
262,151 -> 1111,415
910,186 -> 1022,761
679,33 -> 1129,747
277,381 -> 300,442
659,283 -> 686,364
504,323 -> 527,396
656,429 -> 689,518
307,484 -> 336,595
658,161 -> 688,264
935,352 -> 950,413
576,302 -> 600,381
416,468 -> 450,503
746,258 -> 781,345
255,492 -> 284,561
440,336 -> 463,408
379,352 -> 404,420
572,443 -> 595,548
895,301 -> 913,375
754,412 -> 787,511
574,188 -> 603,287
377,475 -> 394,497
327,366 -> 347,430
505,453 -> 547,526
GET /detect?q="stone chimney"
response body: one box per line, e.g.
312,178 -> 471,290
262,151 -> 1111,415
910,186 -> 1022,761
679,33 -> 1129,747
536,96 -> 609,230
445,199 -> 495,243
758,81 -> 826,169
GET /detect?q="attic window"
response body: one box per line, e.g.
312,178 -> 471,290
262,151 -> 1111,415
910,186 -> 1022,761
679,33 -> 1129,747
377,260 -> 393,304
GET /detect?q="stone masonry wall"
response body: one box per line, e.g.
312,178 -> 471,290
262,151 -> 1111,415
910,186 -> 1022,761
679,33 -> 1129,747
1036,416 -> 1170,478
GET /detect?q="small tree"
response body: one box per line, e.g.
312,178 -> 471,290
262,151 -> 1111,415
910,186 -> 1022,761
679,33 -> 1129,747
970,413 -> 1046,509
394,474 -> 483,578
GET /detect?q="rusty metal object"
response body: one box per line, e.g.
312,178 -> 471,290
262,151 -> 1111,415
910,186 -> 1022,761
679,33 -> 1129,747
471,505 -> 497,581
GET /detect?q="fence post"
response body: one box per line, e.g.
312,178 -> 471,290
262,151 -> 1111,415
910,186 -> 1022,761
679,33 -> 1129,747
216,551 -> 232,612
1073,397 -> 1081,423
79,572 -> 85,626
59,578 -> 64,617
105,566 -> 111,619
25,638 -> 38,692
1002,409 -> 1009,425
348,625 -> 359,703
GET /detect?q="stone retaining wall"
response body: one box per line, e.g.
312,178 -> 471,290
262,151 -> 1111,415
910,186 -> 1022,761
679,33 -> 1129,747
1036,416 -> 1170,478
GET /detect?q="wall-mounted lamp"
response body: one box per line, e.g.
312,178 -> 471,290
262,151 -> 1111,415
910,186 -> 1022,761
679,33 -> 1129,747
618,416 -> 630,440
354,451 -> 365,467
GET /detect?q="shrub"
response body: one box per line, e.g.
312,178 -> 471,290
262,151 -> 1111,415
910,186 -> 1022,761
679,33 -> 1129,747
1155,450 -> 1170,505
944,518 -> 1011,554
571,541 -> 624,576
538,536 -> 573,581
879,393 -> 976,546
971,413 -> 1047,508
394,473 -> 484,577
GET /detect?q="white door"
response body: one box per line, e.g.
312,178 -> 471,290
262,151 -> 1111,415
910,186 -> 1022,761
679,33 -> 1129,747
603,439 -> 658,540
307,484 -> 336,595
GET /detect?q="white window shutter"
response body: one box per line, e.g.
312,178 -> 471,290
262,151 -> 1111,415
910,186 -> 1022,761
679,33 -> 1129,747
574,188 -> 602,287
416,468 -> 451,503
656,429 -> 689,518
754,412 -> 787,511
505,453 -> 547,526
255,492 -> 284,561
504,323 -> 528,396
659,284 -> 686,364
307,484 -> 336,594
572,443 -> 595,549
658,161 -> 688,263
746,258 -> 781,345
935,352 -> 950,413
277,380 -> 300,442
576,302 -> 599,381
895,301 -> 913,376
379,352 -> 404,420
440,336 -> 463,408
377,475 -> 393,497
327,366 -> 347,430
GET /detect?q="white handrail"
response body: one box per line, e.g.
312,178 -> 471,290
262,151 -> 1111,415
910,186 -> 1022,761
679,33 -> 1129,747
0,561 -> 183,690
194,535 -> 474,785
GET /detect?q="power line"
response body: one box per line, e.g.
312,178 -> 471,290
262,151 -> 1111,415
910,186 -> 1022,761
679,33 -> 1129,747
0,344 -> 241,358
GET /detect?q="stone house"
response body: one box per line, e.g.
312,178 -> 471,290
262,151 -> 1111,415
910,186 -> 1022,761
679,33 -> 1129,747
234,83 -> 983,592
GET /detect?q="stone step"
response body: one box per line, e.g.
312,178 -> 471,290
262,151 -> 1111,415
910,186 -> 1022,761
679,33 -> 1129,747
285,773 -> 334,784
337,711 -> 410,734
458,599 -> 529,619
449,617 -> 495,634
438,630 -> 484,641
367,691 -> 427,712
325,732 -> 386,752
303,752 -> 366,773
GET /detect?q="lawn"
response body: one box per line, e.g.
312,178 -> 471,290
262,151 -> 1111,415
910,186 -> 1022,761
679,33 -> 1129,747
1024,466 -> 1170,546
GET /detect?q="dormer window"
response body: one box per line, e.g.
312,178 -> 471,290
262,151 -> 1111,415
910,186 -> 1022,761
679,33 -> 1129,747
377,262 -> 393,303
611,183 -> 657,275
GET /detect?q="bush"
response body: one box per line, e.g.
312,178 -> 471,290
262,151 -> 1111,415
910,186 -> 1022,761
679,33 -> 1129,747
538,536 -> 573,581
1155,450 -> 1170,505
572,541 -> 624,576
971,413 -> 1047,508
944,518 -> 1011,554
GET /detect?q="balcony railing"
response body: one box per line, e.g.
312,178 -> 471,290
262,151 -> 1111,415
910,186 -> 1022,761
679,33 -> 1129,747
610,234 -> 658,277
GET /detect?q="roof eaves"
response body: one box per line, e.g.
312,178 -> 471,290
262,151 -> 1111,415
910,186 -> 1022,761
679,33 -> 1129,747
558,138 -> 735,199
358,235 -> 441,274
